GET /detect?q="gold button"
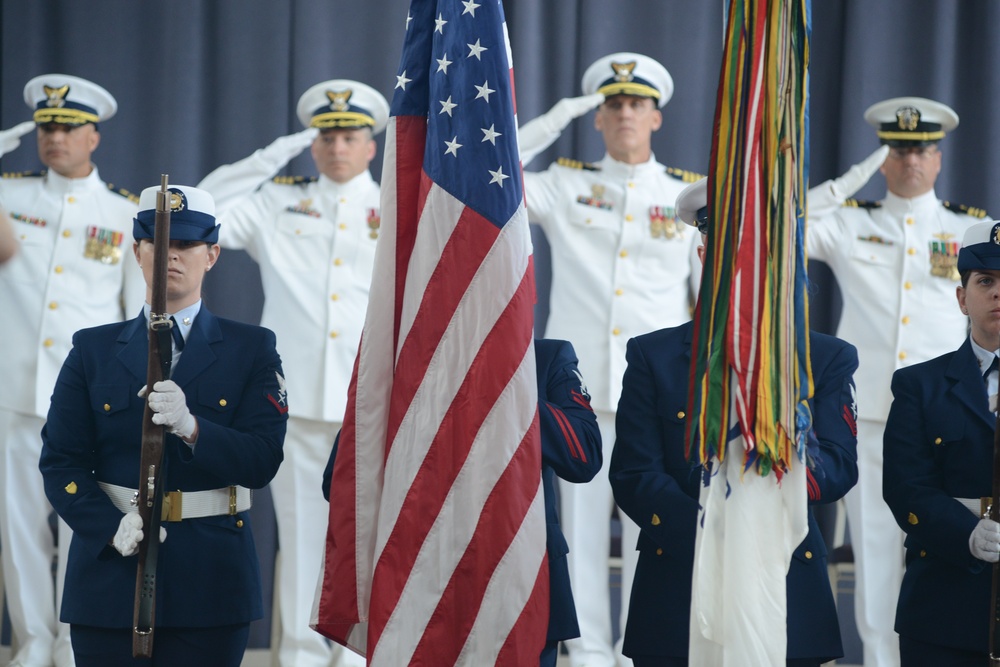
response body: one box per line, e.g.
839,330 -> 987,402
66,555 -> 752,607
805,550 -> 813,559
54,265 -> 63,274
43,338 -> 54,348
612,328 -> 621,336
905,216 -> 915,225
656,548 -> 663,555
898,351 -> 907,361
331,294 -> 339,301
907,247 -> 916,256
901,316 -> 910,325
908,512 -> 919,525
104,403 -> 111,412
934,437 -> 942,445
625,214 -> 634,222
920,550 -> 926,557
615,289 -> 623,296
334,258 -> 343,266
651,513 -> 661,526
627,182 -> 635,189
619,250 -> 628,258
340,197 -> 347,204
585,219 -> 592,225
295,229 -> 302,235
339,223 -> 347,230
61,229 -> 72,238
330,331 -> 339,338
67,196 -> 76,204
236,519 -> 244,528
677,411 -> 686,419
219,398 -> 227,407
904,281 -> 912,290
48,301 -> 58,310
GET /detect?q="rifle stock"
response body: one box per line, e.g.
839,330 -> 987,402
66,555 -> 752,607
132,175 -> 172,658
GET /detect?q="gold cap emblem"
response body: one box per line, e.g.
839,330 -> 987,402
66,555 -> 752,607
327,89 -> 353,113
610,61 -> 637,83
896,106 -> 921,131
43,84 -> 70,109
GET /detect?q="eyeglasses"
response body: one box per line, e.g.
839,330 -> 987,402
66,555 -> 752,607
888,145 -> 939,160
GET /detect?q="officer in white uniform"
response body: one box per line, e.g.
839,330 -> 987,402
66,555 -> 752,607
0,74 -> 143,667
808,96 -> 988,667
518,53 -> 702,667
196,79 -> 387,667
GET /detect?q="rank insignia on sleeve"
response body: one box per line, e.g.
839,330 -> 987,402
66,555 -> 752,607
575,184 -> 613,211
367,208 -> 380,239
65,481 -> 78,494
266,371 -> 289,414
83,226 -> 123,264
649,205 -> 682,239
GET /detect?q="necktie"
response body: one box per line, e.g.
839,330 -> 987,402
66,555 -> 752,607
170,316 -> 185,351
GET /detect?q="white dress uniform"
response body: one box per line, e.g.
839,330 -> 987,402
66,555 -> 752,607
525,152 -> 700,667
0,167 -> 142,667
809,188 -> 985,667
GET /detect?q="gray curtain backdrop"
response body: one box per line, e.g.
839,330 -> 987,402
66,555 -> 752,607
3,0 -> 998,649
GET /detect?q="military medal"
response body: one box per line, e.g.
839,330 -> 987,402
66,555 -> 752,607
649,205 -> 680,239
84,225 -> 123,265
929,234 -> 960,280
367,208 -> 380,239
285,199 -> 321,218
575,184 -> 613,211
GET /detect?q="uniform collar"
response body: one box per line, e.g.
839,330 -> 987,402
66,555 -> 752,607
43,164 -> 103,195
882,188 -> 938,215
317,170 -> 375,195
142,300 -> 202,346
969,336 -> 999,374
598,152 -> 661,180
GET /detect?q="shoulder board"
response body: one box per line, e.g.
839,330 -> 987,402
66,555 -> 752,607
556,157 -> 600,171
843,199 -> 882,210
665,166 -> 705,183
1,170 -> 45,179
942,200 -> 988,219
105,183 -> 140,204
271,175 -> 318,185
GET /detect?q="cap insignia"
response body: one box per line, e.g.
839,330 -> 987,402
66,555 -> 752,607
610,61 -> 637,83
896,106 -> 920,131
327,89 -> 353,112
992,223 -> 1000,246
43,84 -> 70,109
168,189 -> 187,212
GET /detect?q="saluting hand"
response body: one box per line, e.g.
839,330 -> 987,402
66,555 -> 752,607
0,121 -> 35,157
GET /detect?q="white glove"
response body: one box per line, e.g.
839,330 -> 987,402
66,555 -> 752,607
255,127 -> 319,171
144,380 -> 197,441
970,518 -> 1000,562
517,93 -> 605,165
807,145 -> 889,217
0,121 -> 35,158
112,513 -> 167,557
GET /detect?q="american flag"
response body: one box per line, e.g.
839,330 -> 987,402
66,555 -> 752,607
311,0 -> 548,665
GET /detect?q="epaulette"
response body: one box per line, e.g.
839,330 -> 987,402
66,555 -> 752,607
1,170 -> 45,179
271,175 -> 318,186
843,199 -> 882,210
556,157 -> 600,171
942,200 -> 988,219
106,183 -> 140,204
665,166 -> 705,183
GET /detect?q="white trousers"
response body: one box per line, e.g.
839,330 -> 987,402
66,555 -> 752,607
0,408 -> 74,667
561,409 -> 636,667
844,418 -> 903,667
269,416 -> 364,667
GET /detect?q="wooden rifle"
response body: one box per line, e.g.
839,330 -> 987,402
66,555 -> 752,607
132,175 -> 173,657
991,335 -> 1000,666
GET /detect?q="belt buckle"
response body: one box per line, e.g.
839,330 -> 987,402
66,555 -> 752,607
228,486 -> 237,515
162,490 -> 183,522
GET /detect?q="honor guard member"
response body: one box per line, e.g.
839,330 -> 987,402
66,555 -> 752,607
882,220 -> 1000,666
610,178 -> 859,667
517,53 -> 702,667
39,185 -> 287,666
0,73 -> 143,667
196,79 -> 388,667
807,96 -> 989,667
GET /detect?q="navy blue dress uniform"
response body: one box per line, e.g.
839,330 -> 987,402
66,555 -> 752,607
609,179 -> 859,666
882,219 -> 1000,666
319,338 -> 601,667
38,185 -> 287,666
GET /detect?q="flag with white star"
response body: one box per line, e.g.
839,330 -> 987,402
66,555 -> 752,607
313,0 -> 547,665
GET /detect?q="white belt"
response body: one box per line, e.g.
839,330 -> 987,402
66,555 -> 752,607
99,481 -> 252,522
955,496 -> 991,518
